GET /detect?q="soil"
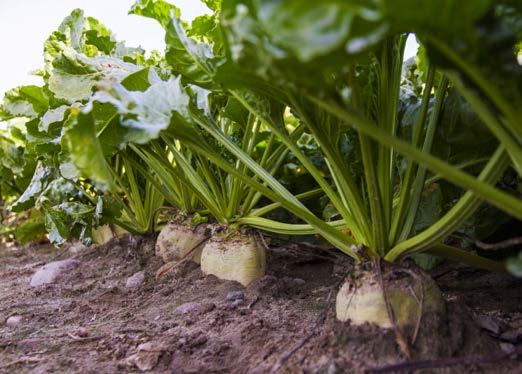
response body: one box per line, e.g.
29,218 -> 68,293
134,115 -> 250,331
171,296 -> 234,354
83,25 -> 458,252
0,235 -> 521,373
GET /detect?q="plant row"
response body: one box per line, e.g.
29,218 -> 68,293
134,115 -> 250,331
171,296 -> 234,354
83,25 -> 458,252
1,0 -> 521,282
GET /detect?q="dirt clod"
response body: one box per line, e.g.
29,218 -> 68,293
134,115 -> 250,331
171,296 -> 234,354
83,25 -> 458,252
226,290 -> 245,301
126,271 -> 145,289
125,341 -> 167,371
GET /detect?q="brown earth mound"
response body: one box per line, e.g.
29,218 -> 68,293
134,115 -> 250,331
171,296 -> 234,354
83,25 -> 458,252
1,236 -> 521,373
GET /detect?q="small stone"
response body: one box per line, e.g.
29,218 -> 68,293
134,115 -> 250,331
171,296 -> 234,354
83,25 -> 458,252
292,278 -> 306,286
30,259 -> 80,287
68,241 -> 87,255
500,328 -> 522,343
175,302 -> 215,315
126,271 -> 145,289
6,315 -> 22,327
231,299 -> 243,308
500,342 -> 515,354
176,302 -> 199,314
76,327 -> 89,337
226,291 -> 244,302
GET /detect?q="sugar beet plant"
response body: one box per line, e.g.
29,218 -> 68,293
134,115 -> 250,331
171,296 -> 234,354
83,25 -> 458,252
0,9 -> 172,244
211,0 -> 521,326
1,0 -> 521,329
124,0 -> 521,327
86,70 -> 314,285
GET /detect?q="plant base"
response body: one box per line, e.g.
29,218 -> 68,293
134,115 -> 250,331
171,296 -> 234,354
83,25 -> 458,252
92,225 -> 128,245
200,233 -> 266,286
336,264 -> 445,329
155,223 -> 208,264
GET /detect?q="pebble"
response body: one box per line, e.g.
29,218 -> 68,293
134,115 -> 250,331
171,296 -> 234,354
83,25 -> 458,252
126,271 -> 145,289
76,327 -> 89,337
6,315 -> 22,327
500,342 -> 515,354
30,259 -> 81,287
226,290 -> 245,302
68,241 -> 87,255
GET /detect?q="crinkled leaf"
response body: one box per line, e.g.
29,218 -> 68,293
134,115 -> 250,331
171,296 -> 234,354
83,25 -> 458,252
132,0 -> 217,85
0,132 -> 25,174
86,76 -> 191,144
48,49 -> 140,102
12,163 -> 53,212
2,86 -> 49,119
219,1 -> 371,92
165,15 -> 216,84
40,178 -> 77,204
39,105 -> 69,132
189,14 -> 217,38
255,0 -> 386,61
14,210 -> 47,245
44,8 -> 85,64
44,9 -> 119,64
25,118 -> 62,155
201,0 -> 221,11
121,67 -> 158,91
84,17 -> 117,55
129,0 -> 181,27
384,0 -> 492,37
62,111 -> 116,191
41,200 -> 71,245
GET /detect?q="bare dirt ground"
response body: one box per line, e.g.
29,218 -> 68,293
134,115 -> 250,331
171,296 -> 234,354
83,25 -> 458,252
1,235 -> 521,373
